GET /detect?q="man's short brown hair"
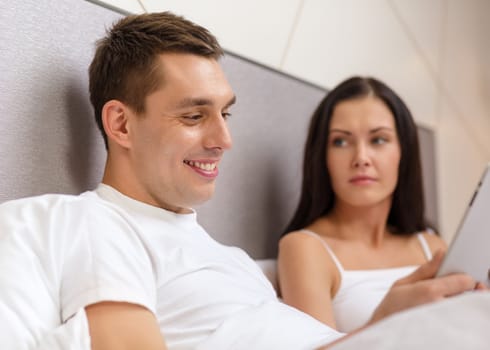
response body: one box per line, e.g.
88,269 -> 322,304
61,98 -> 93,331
89,12 -> 224,148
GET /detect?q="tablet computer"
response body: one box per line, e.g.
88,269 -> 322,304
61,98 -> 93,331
436,163 -> 490,286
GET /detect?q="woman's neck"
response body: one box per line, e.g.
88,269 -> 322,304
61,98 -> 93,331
325,199 -> 393,247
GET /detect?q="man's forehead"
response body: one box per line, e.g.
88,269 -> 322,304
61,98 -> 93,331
156,52 -> 221,74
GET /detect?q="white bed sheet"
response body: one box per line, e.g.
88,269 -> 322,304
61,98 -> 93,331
4,292 -> 490,349
331,292 -> 490,350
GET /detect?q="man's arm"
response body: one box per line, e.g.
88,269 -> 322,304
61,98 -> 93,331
86,302 -> 167,350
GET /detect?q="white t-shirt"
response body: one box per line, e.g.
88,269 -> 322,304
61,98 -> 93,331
0,185 -> 342,349
92,185 -> 342,349
0,190 -> 167,349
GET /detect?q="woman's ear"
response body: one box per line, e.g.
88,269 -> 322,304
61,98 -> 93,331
102,100 -> 131,149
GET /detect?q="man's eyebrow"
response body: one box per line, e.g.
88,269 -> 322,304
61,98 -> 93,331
176,97 -> 212,109
224,95 -> 237,109
176,95 -> 237,109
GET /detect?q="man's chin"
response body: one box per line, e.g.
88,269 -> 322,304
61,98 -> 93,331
194,194 -> 214,207
186,187 -> 215,208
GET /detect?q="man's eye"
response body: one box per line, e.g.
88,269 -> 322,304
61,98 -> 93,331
222,112 -> 232,120
332,138 -> 347,147
184,115 -> 202,121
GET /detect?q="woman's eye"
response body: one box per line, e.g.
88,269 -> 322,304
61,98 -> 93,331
332,138 -> 347,147
372,137 -> 387,145
222,112 -> 232,120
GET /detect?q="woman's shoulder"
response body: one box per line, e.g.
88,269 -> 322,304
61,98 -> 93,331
280,229 -> 338,258
279,230 -> 320,249
419,229 -> 448,252
278,229 -> 341,294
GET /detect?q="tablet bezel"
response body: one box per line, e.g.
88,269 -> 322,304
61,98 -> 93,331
436,163 -> 490,286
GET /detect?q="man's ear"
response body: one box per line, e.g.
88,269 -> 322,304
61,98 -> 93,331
102,100 -> 132,149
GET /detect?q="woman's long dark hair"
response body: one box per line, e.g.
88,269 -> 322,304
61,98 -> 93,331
283,76 -> 428,236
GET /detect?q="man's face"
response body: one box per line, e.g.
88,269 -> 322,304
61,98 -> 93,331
123,53 -> 235,213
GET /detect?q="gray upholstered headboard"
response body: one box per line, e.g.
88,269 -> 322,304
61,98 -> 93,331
0,0 -> 437,259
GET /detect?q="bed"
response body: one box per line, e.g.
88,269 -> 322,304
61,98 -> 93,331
1,0 -> 489,349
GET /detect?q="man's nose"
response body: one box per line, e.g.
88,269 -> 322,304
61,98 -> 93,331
205,114 -> 233,151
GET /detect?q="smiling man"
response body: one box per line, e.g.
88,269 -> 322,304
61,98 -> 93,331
100,53 -> 235,213
0,12 -> 339,349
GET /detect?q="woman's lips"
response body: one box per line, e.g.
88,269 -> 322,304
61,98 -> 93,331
349,175 -> 376,185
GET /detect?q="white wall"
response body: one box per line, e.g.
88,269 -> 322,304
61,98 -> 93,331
94,0 -> 490,242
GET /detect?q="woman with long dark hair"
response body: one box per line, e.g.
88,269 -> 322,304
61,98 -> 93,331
278,76 -> 446,333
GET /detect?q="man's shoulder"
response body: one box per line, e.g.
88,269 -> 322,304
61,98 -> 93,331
0,190 -> 103,215
0,190 -> 127,233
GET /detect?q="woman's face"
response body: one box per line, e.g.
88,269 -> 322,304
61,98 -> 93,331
326,96 -> 401,208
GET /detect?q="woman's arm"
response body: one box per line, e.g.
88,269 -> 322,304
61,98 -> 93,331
278,232 -> 339,328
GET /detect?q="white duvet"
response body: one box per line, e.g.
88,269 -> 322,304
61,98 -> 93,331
2,293 -> 490,349
332,292 -> 490,350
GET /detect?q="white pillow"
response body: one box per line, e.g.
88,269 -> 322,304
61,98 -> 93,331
255,259 -> 278,293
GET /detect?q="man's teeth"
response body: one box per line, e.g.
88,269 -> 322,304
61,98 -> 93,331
185,160 -> 216,171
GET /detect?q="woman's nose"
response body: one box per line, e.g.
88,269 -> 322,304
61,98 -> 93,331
352,144 -> 371,168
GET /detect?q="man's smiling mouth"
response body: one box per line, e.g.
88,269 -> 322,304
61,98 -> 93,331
184,160 -> 217,171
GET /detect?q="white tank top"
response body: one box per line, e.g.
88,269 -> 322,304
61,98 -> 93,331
301,229 -> 433,333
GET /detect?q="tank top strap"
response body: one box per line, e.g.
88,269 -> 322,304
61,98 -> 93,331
300,229 -> 344,272
416,233 -> 433,261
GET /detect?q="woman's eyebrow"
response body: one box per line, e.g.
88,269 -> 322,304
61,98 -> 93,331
329,129 -> 351,135
369,126 -> 395,134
